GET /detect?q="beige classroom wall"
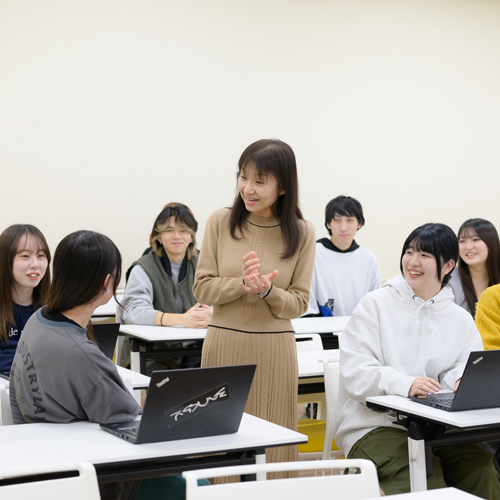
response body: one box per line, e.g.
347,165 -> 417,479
1,0 -> 499,283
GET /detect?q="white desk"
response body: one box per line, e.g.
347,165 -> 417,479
120,319 -> 348,374
0,377 -> 9,388
366,395 -> 500,493
120,317 -> 350,341
291,316 -> 349,334
119,324 -> 207,343
116,366 -> 150,390
119,325 -> 207,373
116,366 -> 150,404
0,414 -> 306,483
92,296 -> 121,318
365,488 -> 480,499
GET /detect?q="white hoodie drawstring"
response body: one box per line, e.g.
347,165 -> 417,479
412,295 -> 438,332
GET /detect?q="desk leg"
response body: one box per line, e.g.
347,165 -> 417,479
408,431 -> 427,492
255,449 -> 266,481
130,338 -> 141,374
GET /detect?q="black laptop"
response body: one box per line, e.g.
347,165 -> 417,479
92,323 -> 121,360
409,350 -> 500,412
100,364 -> 256,444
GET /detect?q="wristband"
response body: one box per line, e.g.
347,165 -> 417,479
258,284 -> 273,299
160,312 -> 166,326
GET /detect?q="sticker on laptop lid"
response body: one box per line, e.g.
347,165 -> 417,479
165,382 -> 231,428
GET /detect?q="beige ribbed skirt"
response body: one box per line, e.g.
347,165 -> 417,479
201,327 -> 298,473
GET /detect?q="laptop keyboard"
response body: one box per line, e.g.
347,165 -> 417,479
416,397 -> 454,411
119,427 -> 138,436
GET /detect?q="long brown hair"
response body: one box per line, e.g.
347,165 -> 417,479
457,218 -> 500,316
0,225 -> 51,343
229,139 -> 304,259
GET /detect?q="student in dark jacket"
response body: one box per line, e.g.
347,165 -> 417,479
122,203 -> 212,328
0,224 -> 51,377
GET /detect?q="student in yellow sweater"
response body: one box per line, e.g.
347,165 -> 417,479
475,283 -> 500,350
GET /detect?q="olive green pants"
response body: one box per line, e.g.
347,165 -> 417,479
349,427 -> 500,499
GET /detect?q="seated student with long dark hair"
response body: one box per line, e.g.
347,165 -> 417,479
0,224 -> 51,377
336,223 -> 500,498
448,218 -> 500,317
9,230 -> 200,500
9,230 -> 141,499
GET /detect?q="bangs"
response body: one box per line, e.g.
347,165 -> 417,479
408,234 -> 438,258
458,221 -> 478,239
240,162 -> 270,180
156,217 -> 194,236
334,208 -> 355,218
154,205 -> 198,234
17,233 -> 49,255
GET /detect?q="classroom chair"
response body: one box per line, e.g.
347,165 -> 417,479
0,462 -> 100,499
298,358 -> 343,460
295,333 -> 324,351
0,385 -> 13,426
183,459 -> 380,500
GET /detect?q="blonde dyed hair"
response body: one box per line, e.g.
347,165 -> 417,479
150,203 -> 198,260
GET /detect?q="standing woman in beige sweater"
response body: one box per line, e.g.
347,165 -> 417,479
193,139 -> 315,467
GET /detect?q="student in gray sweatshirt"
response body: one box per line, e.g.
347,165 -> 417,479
9,230 -> 191,500
337,223 -> 500,498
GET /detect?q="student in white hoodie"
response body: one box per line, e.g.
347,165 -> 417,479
336,223 -> 500,498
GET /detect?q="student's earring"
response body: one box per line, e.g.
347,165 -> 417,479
104,289 -> 110,294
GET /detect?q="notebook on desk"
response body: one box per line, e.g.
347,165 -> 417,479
100,364 -> 256,444
409,350 -> 500,412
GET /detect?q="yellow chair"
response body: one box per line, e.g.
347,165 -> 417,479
298,358 -> 343,460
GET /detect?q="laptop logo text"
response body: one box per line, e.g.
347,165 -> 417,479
156,377 -> 170,388
473,356 -> 483,365
165,383 -> 231,427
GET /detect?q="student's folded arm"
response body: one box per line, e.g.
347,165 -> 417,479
192,213 -> 246,306
80,373 -> 141,425
439,322 -> 485,390
264,221 -> 316,319
121,266 -> 158,325
340,313 -> 416,403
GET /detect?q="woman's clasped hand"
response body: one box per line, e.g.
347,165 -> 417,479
240,251 -> 278,294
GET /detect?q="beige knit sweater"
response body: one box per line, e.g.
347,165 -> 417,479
193,208 -> 316,333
